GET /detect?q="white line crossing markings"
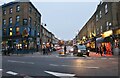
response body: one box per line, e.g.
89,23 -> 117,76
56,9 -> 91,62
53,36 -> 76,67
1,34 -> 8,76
85,67 -> 99,69
6,71 -> 18,75
0,69 -> 3,71
8,60 -> 34,64
50,64 -> 59,66
44,71 -> 76,77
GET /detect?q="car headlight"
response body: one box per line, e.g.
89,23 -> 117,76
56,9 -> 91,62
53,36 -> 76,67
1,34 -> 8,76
78,50 -> 81,53
88,50 -> 90,52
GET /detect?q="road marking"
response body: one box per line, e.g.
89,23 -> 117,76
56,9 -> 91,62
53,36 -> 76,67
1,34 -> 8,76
101,58 -> 107,60
85,67 -> 99,69
44,71 -> 75,77
50,64 -> 59,66
8,60 -> 34,64
0,69 -> 3,71
6,71 -> 18,75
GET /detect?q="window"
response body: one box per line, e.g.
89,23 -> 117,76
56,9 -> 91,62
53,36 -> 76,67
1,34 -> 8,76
100,26 -> 102,32
9,8 -> 13,14
105,4 -> 108,13
16,15 -> 20,22
97,28 -> 99,35
16,5 -> 20,12
9,17 -> 12,24
29,17 -> 32,24
100,11 -> 102,18
3,10 -> 6,15
96,15 -> 98,21
29,7 -> 32,13
106,21 -> 109,30
3,19 -> 6,25
16,27 -> 20,35
23,19 -> 28,25
3,28 -> 6,35
9,28 -> 12,36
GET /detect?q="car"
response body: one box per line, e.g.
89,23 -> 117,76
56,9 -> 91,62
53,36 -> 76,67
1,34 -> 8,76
77,44 -> 87,55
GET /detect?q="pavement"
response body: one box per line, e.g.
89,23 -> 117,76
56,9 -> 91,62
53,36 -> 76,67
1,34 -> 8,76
2,50 -> 118,59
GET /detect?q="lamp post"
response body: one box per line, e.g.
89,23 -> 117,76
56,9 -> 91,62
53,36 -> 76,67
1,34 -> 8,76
92,33 -> 96,52
40,23 -> 47,52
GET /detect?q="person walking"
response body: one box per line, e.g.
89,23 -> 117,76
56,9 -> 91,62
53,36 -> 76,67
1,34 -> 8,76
100,46 -> 103,56
103,45 -> 106,56
96,47 -> 99,54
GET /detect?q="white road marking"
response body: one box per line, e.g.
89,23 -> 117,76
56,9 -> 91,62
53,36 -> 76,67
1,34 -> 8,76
0,69 -> 3,71
45,71 -> 75,77
6,71 -> 18,75
50,64 -> 59,66
85,67 -> 99,69
101,58 -> 107,59
8,60 -> 34,64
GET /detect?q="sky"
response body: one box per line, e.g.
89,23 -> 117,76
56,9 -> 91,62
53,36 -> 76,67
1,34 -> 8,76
0,0 -> 100,40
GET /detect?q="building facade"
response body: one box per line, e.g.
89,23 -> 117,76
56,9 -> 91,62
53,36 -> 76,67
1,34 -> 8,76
2,1 -> 58,53
77,2 -> 120,53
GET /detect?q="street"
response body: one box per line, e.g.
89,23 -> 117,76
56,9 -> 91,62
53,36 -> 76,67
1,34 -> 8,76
1,51 -> 119,78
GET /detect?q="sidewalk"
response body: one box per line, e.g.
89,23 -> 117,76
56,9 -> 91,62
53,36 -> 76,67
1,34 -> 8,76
89,52 -> 117,58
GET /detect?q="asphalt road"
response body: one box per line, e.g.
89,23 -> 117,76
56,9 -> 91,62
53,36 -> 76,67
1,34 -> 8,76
1,52 -> 119,78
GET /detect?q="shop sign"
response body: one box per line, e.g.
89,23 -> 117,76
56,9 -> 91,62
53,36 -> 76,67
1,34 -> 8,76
102,30 -> 113,38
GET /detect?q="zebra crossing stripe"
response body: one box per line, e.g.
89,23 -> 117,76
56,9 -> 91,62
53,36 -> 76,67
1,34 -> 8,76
6,71 -> 18,75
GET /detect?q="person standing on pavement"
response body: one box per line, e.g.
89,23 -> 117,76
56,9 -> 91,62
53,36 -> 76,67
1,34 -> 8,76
64,45 -> 67,55
103,44 -> 106,56
100,46 -> 103,56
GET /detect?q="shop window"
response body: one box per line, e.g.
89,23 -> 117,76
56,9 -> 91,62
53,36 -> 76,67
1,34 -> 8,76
16,27 -> 20,35
16,5 -> 20,12
106,21 -> 109,30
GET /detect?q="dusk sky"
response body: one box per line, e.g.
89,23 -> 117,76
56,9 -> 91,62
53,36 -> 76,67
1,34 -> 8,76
0,0 -> 100,40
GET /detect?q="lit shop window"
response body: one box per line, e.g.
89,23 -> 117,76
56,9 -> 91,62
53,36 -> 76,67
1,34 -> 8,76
106,21 -> 109,30
10,28 -> 12,36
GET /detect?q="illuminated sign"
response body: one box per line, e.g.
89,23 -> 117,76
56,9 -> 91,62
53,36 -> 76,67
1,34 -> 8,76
102,30 -> 113,38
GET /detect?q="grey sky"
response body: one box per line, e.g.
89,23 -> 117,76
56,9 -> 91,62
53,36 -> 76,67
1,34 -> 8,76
0,0 -> 100,40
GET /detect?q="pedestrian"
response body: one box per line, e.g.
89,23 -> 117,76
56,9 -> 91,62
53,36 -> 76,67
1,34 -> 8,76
64,45 -> 67,55
42,45 -> 46,55
100,46 -> 103,56
96,47 -> 99,54
103,45 -> 106,56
